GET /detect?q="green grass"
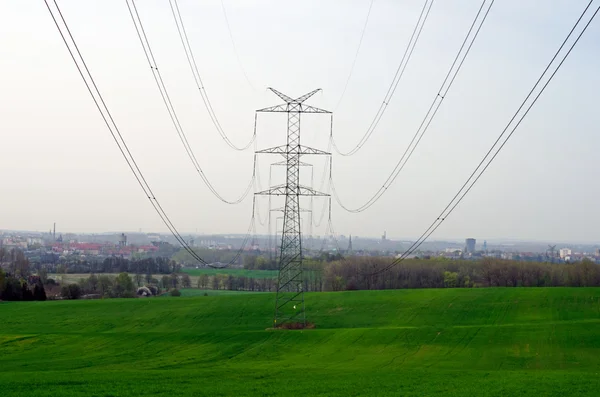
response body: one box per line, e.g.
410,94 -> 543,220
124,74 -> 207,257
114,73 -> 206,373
181,267 -> 278,278
2,288 -> 600,396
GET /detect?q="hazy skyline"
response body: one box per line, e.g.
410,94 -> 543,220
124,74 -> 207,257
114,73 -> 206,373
1,0 -> 599,242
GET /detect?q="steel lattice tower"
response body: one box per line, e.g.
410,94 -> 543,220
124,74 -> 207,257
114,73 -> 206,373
256,88 -> 330,327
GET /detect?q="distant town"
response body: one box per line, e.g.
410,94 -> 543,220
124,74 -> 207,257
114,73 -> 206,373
1,225 -> 599,267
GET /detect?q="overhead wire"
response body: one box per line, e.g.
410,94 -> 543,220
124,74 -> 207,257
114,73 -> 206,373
331,0 -> 435,156
169,0 -> 256,151
317,198 -> 336,254
220,0 -> 256,91
209,209 -> 256,267
333,0 -> 375,111
328,216 -> 344,254
253,151 -> 270,227
126,0 -> 253,205
366,0 -> 599,277
311,114 -> 333,228
44,0 -> 207,265
331,0 -> 494,213
312,158 -> 331,229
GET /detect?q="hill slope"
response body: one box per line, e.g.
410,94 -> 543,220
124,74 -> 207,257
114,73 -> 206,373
1,288 -> 600,396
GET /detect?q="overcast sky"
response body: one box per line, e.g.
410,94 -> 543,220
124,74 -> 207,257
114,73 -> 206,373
1,0 -> 599,243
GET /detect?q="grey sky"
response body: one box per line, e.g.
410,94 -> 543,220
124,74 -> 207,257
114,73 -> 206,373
1,0 -> 599,242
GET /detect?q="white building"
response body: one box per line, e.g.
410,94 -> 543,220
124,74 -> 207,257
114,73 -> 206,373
559,248 -> 572,259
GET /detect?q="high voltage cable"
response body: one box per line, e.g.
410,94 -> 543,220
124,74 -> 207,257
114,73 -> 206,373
255,197 -> 269,227
223,202 -> 256,266
331,0 -> 494,213
328,217 -> 344,254
169,0 -> 256,151
126,0 -> 253,205
253,168 -> 270,227
44,0 -> 207,265
220,0 -> 256,91
312,159 -> 331,229
367,0 -> 599,277
311,116 -> 333,228
334,0 -> 375,111
331,0 -> 434,157
316,198 -> 337,254
313,186 -> 330,228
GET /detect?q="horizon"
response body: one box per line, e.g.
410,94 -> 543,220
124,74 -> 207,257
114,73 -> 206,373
2,227 -> 598,247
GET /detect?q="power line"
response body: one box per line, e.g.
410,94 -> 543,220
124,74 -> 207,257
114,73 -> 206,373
312,155 -> 332,229
44,0 -> 206,265
126,0 -> 254,205
368,0 -> 598,277
168,0 -> 256,151
220,0 -> 256,91
223,204 -> 256,266
331,0 -> 494,213
334,0 -> 375,111
331,0 -> 434,157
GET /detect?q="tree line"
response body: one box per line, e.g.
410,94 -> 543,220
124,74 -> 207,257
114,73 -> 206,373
50,256 -> 183,275
62,272 -> 141,299
0,270 -> 47,301
320,257 -> 600,291
54,257 -> 600,298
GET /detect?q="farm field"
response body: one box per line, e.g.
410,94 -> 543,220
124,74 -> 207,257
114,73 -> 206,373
181,267 -> 278,279
51,268 -> 277,288
1,288 -> 600,396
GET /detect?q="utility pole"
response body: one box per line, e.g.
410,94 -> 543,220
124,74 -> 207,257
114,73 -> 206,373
256,88 -> 330,327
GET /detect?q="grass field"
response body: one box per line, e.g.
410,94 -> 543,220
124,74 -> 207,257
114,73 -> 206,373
181,268 -> 278,279
52,268 -> 276,288
2,288 -> 600,396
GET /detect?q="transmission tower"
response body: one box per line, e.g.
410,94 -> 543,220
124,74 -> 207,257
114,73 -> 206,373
256,88 -> 330,327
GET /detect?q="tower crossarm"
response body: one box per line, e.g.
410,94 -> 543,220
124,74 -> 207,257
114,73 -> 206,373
293,88 -> 322,104
255,184 -> 329,197
271,160 -> 313,167
270,207 -> 313,213
257,144 -> 330,156
257,88 -> 330,114
257,104 -> 330,114
266,87 -> 295,103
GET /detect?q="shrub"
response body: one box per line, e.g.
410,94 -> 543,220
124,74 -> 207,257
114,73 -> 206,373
112,273 -> 135,298
169,288 -> 181,297
61,284 -> 82,300
33,283 -> 47,301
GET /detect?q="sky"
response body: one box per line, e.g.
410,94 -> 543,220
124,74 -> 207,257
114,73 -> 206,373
1,0 -> 599,243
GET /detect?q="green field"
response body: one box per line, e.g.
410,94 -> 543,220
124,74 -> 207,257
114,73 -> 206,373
52,268 -> 276,288
2,288 -> 600,396
181,268 -> 278,278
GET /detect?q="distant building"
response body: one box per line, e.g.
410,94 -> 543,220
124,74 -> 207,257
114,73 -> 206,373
559,248 -> 572,259
465,238 -> 476,254
119,233 -> 127,247
483,240 -> 487,251
445,248 -> 462,254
